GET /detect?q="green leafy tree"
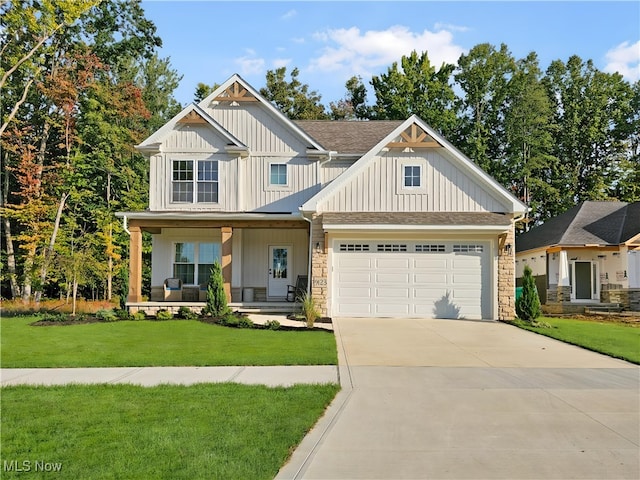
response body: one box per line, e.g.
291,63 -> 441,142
454,43 -> 516,180
503,52 -> 558,229
260,67 -> 327,119
516,265 -> 542,322
204,261 -> 230,318
329,76 -> 371,120
543,56 -> 636,214
371,50 -> 458,135
194,82 -> 218,103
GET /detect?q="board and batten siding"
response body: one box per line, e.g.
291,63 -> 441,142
321,159 -> 356,186
242,155 -> 320,212
204,103 -> 307,154
320,150 -> 508,213
241,229 -> 309,288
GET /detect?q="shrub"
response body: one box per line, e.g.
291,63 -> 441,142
155,309 -> 173,320
299,293 -> 319,328
516,265 -> 542,323
203,261 -> 230,318
237,316 -> 254,329
264,319 -> 281,330
131,311 -> 146,321
219,314 -> 239,327
115,309 -> 130,320
40,312 -> 67,322
95,309 -> 118,322
177,306 -> 198,319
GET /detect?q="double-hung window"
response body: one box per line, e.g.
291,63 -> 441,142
172,160 -> 218,203
173,242 -> 221,285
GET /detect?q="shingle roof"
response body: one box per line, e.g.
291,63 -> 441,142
323,212 -> 512,226
516,201 -> 640,252
294,120 -> 403,154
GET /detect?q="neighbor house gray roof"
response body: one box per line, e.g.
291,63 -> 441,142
295,120 -> 403,154
323,212 -> 512,226
516,201 -> 640,253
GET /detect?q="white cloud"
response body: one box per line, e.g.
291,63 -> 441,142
604,40 -> 640,82
308,25 -> 465,78
273,58 -> 292,68
281,9 -> 297,20
234,55 -> 265,76
434,22 -> 469,33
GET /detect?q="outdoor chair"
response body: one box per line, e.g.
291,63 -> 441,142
163,278 -> 183,301
286,275 -> 308,302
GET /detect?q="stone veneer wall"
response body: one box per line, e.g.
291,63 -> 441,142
310,214 -> 329,317
497,226 -> 516,321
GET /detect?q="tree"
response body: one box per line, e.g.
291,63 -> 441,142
329,76 -> 371,120
371,50 -> 458,135
194,82 -> 218,103
454,43 -> 516,179
516,265 -> 541,322
204,261 -> 230,318
260,67 -> 327,119
503,52 -> 558,228
543,56 -> 636,214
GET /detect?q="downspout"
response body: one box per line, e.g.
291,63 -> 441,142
301,212 -> 313,296
122,215 -> 130,235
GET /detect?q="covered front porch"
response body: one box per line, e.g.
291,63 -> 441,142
118,212 -> 311,309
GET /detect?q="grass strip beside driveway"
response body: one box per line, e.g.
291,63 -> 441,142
514,316 -> 639,364
1,383 -> 339,480
1,317 -> 337,368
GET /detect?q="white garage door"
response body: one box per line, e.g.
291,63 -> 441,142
333,241 -> 491,319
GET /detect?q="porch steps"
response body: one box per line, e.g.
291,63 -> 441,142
584,304 -> 623,314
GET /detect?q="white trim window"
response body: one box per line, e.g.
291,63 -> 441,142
173,242 -> 221,285
172,160 -> 218,203
403,165 -> 421,187
269,163 -> 288,186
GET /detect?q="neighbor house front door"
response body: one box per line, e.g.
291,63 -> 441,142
268,246 -> 291,299
573,261 -> 596,300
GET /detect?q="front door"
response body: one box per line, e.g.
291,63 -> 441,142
574,261 -> 593,300
268,246 -> 291,299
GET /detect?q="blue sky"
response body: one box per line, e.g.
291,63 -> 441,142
141,1 -> 640,107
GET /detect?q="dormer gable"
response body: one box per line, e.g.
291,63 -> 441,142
136,103 -> 247,155
197,74 -> 328,157
302,115 -> 528,215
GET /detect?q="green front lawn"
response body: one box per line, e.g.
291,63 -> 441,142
1,316 -> 337,368
1,383 -> 339,479
515,317 -> 640,364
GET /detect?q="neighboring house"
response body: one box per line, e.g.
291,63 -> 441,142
116,74 -> 528,320
515,201 -> 640,312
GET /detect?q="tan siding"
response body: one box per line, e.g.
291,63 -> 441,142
243,155 -> 320,212
162,124 -> 227,152
322,149 -> 506,213
206,104 -> 308,153
321,159 -> 354,185
241,229 -> 309,288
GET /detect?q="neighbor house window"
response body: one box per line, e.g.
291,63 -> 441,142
173,242 -> 221,285
270,163 -> 287,186
172,160 -> 218,203
404,165 -> 421,187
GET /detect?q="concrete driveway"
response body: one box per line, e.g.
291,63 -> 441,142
277,318 -> 639,479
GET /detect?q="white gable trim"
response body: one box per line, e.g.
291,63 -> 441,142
301,115 -> 528,214
136,103 -> 245,152
198,74 -> 328,155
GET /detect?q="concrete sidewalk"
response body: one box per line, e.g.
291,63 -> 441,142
0,365 -> 338,387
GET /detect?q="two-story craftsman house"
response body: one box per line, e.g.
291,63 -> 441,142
117,74 -> 527,320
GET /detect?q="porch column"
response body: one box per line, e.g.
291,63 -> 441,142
127,225 -> 143,303
221,226 -> 232,302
